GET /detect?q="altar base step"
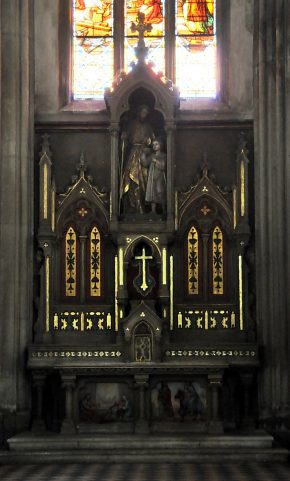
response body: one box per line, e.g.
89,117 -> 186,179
1,433 -> 288,464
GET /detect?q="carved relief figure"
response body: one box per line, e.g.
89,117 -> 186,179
108,395 -> 133,420
174,383 -> 203,421
79,392 -> 98,422
141,137 -> 166,214
158,382 -> 174,417
120,104 -> 155,214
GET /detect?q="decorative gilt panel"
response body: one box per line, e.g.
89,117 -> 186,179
212,226 -> 224,295
135,335 -> 152,362
187,226 -> 199,295
65,227 -> 77,297
89,226 -> 101,297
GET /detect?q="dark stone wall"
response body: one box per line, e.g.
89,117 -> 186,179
175,126 -> 254,190
34,126 -> 254,216
35,131 -> 111,193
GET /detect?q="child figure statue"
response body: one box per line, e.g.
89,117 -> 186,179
141,137 -> 166,215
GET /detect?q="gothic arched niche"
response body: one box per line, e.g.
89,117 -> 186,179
119,87 -> 166,218
126,240 -> 159,300
127,87 -> 165,134
133,322 -> 153,362
105,55 -> 179,228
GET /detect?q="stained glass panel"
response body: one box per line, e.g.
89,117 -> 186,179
176,0 -> 216,98
176,0 -> 214,36
125,1 -> 165,73
125,0 -> 164,37
73,0 -> 114,99
125,37 -> 165,74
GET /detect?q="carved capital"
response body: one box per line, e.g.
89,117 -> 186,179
165,123 -> 176,134
208,371 -> 223,386
109,125 -> 120,137
134,374 -> 149,388
61,373 -> 76,389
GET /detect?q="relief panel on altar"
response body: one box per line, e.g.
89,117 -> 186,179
77,380 -> 134,433
150,378 -> 208,432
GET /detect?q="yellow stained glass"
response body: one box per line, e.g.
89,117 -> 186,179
73,0 -> 114,99
176,0 -> 216,98
125,1 -> 164,37
74,0 -> 113,37
177,0 -> 214,36
125,0 -> 165,73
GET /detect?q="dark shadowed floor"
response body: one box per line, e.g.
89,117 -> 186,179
0,463 -> 290,481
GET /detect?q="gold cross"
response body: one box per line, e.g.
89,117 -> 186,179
131,11 -> 152,48
201,205 -> 211,216
135,247 -> 153,292
78,207 -> 88,217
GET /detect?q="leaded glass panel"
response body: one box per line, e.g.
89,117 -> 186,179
175,0 -> 216,98
72,1 -> 218,100
73,0 -> 114,99
125,1 -> 165,74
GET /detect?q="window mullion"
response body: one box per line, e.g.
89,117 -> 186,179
114,0 -> 124,73
165,0 -> 175,82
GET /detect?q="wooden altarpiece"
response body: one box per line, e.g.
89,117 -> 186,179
29,38 -> 258,436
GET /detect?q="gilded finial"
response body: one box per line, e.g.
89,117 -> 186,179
40,134 -> 52,157
237,132 -> 249,163
201,152 -> 209,177
77,152 -> 87,179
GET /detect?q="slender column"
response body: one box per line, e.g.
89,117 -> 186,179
110,125 -> 120,228
31,372 -> 46,432
254,0 -> 290,422
202,234 -> 210,300
61,374 -> 76,434
165,123 -> 176,231
114,0 -> 124,72
79,235 -> 87,303
165,0 -> 175,81
158,245 -> 169,305
134,375 -> 149,434
208,372 -> 223,434
0,0 -> 34,434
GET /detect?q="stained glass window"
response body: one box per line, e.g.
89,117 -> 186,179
72,0 -> 218,100
73,0 -> 114,99
176,0 -> 216,98
125,1 -> 165,74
